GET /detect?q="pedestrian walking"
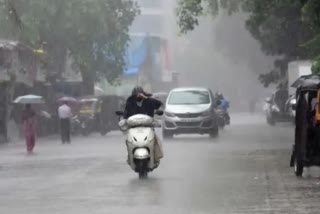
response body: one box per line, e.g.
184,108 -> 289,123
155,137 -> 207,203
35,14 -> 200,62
58,101 -> 72,144
22,104 -> 37,154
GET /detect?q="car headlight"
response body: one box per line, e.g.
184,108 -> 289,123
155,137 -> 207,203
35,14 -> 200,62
165,111 -> 175,117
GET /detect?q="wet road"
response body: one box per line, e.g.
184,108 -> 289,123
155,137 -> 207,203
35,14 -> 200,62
1,114 -> 320,214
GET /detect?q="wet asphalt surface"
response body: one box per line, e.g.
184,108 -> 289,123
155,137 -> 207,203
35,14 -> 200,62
1,114 -> 320,214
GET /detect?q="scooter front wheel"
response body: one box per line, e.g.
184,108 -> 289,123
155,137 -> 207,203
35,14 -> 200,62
136,159 -> 148,179
139,170 -> 148,179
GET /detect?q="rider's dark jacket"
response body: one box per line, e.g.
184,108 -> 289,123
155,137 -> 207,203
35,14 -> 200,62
123,95 -> 162,119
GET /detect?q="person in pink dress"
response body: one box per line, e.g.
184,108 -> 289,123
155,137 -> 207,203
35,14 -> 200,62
22,104 -> 37,154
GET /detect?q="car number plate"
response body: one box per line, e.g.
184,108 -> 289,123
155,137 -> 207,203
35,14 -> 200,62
180,118 -> 196,122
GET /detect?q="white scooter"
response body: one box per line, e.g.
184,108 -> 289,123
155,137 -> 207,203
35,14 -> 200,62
115,111 -> 163,179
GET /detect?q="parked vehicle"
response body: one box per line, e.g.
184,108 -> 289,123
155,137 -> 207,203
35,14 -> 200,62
264,89 -> 290,125
79,114 -> 95,136
71,115 -> 81,135
77,97 -> 99,136
162,87 -> 219,139
285,94 -> 296,123
290,75 -> 320,176
77,95 -> 125,136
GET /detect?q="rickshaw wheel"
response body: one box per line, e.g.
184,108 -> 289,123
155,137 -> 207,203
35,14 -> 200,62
294,155 -> 304,177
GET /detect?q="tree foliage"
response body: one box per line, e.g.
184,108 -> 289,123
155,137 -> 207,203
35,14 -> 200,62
0,0 -> 139,94
302,0 -> 320,74
177,0 -> 240,34
176,0 -> 320,87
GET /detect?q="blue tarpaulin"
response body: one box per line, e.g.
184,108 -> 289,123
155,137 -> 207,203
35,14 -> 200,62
123,35 -> 147,75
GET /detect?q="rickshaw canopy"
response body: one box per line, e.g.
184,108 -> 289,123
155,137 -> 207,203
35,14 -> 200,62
296,75 -> 320,91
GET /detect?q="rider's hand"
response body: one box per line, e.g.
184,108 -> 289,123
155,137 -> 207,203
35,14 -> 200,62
137,93 -> 147,99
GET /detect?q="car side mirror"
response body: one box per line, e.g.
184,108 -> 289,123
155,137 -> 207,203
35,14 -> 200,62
115,111 -> 124,116
155,110 -> 164,116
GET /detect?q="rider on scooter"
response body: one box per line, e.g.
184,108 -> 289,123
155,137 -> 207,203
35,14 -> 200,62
123,86 -> 163,164
215,92 -> 230,125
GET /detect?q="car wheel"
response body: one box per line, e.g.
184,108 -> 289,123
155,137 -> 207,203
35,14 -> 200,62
293,143 -> 304,177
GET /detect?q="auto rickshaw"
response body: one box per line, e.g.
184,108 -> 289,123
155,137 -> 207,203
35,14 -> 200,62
290,75 -> 320,176
76,95 -> 125,136
77,97 -> 99,136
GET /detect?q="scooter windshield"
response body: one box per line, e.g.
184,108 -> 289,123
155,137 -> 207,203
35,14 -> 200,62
127,114 -> 154,128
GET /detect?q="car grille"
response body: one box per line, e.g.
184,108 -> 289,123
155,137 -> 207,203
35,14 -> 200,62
176,122 -> 201,127
175,113 -> 202,118
202,120 -> 213,127
165,121 -> 176,128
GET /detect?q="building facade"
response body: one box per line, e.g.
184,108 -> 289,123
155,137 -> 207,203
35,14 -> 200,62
126,0 -> 177,90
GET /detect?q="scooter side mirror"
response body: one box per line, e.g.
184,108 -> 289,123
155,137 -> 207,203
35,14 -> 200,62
155,110 -> 164,116
115,111 -> 124,116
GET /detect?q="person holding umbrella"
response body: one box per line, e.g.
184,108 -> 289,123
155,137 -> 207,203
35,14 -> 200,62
58,98 -> 74,144
22,104 -> 37,154
14,94 -> 44,154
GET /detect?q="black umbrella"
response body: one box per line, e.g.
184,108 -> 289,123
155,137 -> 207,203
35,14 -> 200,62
291,74 -> 320,88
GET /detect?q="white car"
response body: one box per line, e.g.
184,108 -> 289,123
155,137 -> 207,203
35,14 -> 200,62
162,87 -> 219,138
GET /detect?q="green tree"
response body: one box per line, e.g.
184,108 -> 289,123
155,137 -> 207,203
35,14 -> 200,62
176,0 -> 315,87
0,0 -> 139,94
177,0 -> 241,34
301,0 -> 320,74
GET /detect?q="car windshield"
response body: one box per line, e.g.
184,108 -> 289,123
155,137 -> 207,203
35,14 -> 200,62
168,90 -> 210,105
